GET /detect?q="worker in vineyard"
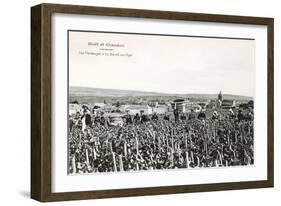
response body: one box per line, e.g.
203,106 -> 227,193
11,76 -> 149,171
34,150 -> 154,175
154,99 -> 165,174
133,113 -> 141,123
244,107 -> 254,121
212,110 -> 219,120
197,109 -> 206,120
77,118 -> 82,130
100,112 -> 108,127
84,109 -> 92,128
69,116 -> 74,131
180,113 -> 187,121
125,112 -> 133,124
173,108 -> 179,122
163,113 -> 170,121
140,110 -> 149,123
228,108 -> 235,119
237,110 -> 244,121
188,109 -> 196,120
94,112 -> 101,124
151,112 -> 159,121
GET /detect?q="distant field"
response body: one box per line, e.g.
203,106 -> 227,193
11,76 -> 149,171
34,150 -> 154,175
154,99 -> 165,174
69,86 -> 253,104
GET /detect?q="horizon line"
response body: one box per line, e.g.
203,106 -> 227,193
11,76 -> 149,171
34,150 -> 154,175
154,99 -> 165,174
69,85 -> 254,98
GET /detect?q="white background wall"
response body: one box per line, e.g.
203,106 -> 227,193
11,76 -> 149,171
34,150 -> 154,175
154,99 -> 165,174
0,0 -> 279,205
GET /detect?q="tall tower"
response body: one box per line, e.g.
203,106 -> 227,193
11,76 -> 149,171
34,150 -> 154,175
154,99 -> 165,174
218,90 -> 223,102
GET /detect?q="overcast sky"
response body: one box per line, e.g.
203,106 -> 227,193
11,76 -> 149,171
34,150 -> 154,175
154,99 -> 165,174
69,31 -> 255,97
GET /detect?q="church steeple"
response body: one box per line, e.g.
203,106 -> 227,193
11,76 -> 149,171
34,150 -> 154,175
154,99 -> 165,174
218,90 -> 222,102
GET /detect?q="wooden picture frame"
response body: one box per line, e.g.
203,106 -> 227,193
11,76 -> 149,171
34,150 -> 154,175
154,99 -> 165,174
31,3 -> 274,202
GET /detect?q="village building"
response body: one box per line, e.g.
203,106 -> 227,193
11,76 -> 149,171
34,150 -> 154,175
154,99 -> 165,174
171,99 -> 192,113
216,90 -> 236,109
152,105 -> 169,114
120,105 -> 153,115
221,99 -> 236,109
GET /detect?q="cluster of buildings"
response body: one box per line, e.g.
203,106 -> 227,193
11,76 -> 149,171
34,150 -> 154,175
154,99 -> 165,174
69,91 -> 240,117
69,101 -> 171,116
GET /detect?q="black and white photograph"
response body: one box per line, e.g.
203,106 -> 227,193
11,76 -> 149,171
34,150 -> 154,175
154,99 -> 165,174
67,30 -> 255,175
